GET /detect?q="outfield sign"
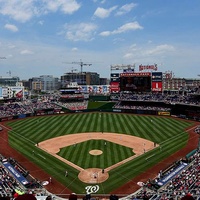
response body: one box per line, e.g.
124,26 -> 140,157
139,64 -> 157,71
158,111 -> 170,116
2,161 -> 29,186
157,162 -> 188,186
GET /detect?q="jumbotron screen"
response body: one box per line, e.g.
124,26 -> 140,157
120,73 -> 152,92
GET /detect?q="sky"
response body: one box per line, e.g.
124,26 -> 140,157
0,0 -> 200,80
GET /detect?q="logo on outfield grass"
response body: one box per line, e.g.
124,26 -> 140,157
85,185 -> 99,194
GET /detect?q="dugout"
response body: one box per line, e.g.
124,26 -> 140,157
185,149 -> 198,161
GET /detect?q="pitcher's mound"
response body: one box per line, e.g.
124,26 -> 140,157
89,149 -> 103,155
78,168 -> 109,183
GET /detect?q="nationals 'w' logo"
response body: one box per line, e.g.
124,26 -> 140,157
85,185 -> 99,194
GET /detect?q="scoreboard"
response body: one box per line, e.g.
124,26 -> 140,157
120,72 -> 152,92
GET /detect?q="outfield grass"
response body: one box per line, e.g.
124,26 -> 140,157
6,113 -> 193,194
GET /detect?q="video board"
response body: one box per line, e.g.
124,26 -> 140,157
152,72 -> 163,92
120,72 -> 151,92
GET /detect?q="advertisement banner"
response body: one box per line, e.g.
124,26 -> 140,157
93,86 -> 98,93
120,72 -> 151,77
81,86 -> 88,93
152,82 -> 163,92
111,77 -> 120,82
152,72 -> 163,82
2,161 -> 29,185
88,86 -> 93,93
10,87 -> 24,98
78,85 -> 110,94
139,64 -> 157,71
2,87 -> 8,97
123,69 -> 134,73
110,73 -> 120,78
110,82 -> 120,93
158,111 -> 170,116
157,162 -> 188,186
103,85 -> 109,93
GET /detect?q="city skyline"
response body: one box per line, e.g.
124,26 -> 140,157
0,0 -> 200,80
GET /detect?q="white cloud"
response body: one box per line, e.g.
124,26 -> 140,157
146,44 -> 175,55
113,38 -> 125,44
0,0 -> 81,23
123,53 -> 133,59
92,0 -> 106,4
71,47 -> 78,51
121,43 -> 176,66
6,54 -> 13,58
99,31 -> 111,36
115,3 -> 137,16
20,50 -> 34,55
4,24 -> 18,32
130,44 -> 137,48
38,20 -> 44,25
100,21 -> 143,36
8,44 -> 16,49
0,0 -> 38,23
43,0 -> 81,14
100,0 -> 106,3
114,22 -> 143,34
64,22 -> 98,41
94,6 -> 117,19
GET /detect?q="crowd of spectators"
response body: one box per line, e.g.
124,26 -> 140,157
113,102 -> 171,112
194,126 -> 200,134
0,102 -> 32,118
0,92 -> 199,118
117,93 -> 199,106
23,101 -> 61,111
163,150 -> 200,196
125,149 -> 200,200
0,154 -> 45,199
0,93 -> 199,199
0,163 -> 19,198
57,101 -> 88,111
0,100 -> 62,118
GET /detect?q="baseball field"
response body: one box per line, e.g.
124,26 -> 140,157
5,112 -> 193,194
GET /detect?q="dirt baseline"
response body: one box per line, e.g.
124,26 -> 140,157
39,132 -> 156,183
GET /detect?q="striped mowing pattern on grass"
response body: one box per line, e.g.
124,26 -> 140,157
6,113 -> 193,194
58,140 -> 134,169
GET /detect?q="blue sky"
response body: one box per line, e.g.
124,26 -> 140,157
0,0 -> 200,80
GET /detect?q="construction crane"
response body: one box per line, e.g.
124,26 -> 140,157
7,70 -> 11,76
71,67 -> 78,73
63,59 -> 92,74
72,59 -> 92,74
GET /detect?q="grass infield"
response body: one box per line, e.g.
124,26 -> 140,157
6,113 -> 193,194
58,140 -> 135,169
